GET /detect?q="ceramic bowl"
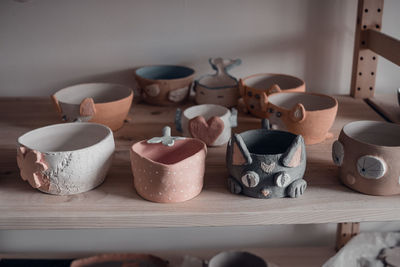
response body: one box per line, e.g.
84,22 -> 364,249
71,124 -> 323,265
17,122 -> 115,195
266,92 -> 338,145
71,253 -> 168,267
226,119 -> 307,199
195,58 -> 241,107
175,104 -> 238,146
52,83 -> 133,131
332,120 -> 400,196
208,251 -> 268,267
135,65 -> 195,106
130,127 -> 207,203
239,73 -> 305,118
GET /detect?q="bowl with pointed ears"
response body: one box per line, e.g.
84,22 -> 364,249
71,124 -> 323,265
16,122 -> 115,195
130,126 -> 207,203
51,83 -> 133,131
332,120 -> 400,196
208,251 -> 268,267
266,92 -> 338,145
135,65 -> 195,106
239,73 -> 305,118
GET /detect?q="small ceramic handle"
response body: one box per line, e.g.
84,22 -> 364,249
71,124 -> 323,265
50,95 -> 62,114
261,118 -> 271,130
147,126 -> 186,147
209,58 -> 241,76
230,108 -> 238,128
175,108 -> 183,133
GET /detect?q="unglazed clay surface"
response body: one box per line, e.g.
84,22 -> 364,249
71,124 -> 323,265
130,131 -> 207,203
333,120 -> 400,196
178,104 -> 237,146
52,83 -> 133,131
208,251 -> 268,267
70,253 -> 168,267
226,119 -> 307,199
239,73 -> 305,118
195,58 -> 241,107
267,92 -> 338,144
17,123 -> 115,195
135,65 -> 195,106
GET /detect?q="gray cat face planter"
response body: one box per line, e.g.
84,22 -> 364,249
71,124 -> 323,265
176,104 -> 237,146
17,123 -> 115,195
208,251 -> 268,267
195,58 -> 241,108
226,119 -> 307,198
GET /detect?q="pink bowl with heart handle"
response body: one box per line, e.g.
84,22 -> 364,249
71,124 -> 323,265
130,127 -> 207,203
175,104 -> 237,146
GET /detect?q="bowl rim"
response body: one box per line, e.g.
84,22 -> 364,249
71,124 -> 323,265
134,65 -> 195,81
267,92 -> 338,112
17,122 -> 114,153
53,83 -> 133,105
183,103 -> 231,120
241,73 -> 305,89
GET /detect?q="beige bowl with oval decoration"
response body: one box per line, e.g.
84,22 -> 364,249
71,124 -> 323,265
332,120 -> 400,196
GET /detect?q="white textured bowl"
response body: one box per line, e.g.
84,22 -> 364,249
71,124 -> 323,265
17,123 -> 115,195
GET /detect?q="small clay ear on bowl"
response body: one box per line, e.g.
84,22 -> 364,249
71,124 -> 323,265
238,79 -> 245,97
260,92 -> 269,112
232,134 -> 252,166
266,84 -> 282,95
281,135 -> 303,168
50,95 -> 62,114
79,97 -> 96,117
290,103 -> 306,122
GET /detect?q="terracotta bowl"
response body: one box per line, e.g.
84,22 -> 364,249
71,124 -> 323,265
332,120 -> 400,196
176,104 -> 237,146
239,73 -> 305,118
52,83 -> 133,131
208,251 -> 268,267
226,119 -> 307,199
17,123 -> 114,195
266,92 -> 338,145
130,127 -> 207,203
71,253 -> 168,267
195,58 -> 241,107
135,65 -> 195,106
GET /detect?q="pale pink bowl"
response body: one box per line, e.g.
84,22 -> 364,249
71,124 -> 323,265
130,138 -> 207,203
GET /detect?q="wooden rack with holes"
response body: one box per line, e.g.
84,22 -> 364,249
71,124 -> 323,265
0,0 -> 399,266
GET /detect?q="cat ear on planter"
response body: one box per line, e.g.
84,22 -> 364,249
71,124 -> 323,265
289,103 -> 306,122
79,97 -> 96,117
266,84 -> 281,95
281,135 -> 304,168
260,92 -> 269,112
232,134 -> 252,166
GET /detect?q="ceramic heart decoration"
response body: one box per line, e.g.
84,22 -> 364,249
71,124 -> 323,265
189,116 -> 224,146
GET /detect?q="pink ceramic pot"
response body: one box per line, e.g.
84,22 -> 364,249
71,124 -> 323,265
130,127 -> 207,203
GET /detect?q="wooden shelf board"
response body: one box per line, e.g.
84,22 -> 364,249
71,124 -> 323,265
0,96 -> 393,229
0,246 -> 336,267
366,93 -> 400,123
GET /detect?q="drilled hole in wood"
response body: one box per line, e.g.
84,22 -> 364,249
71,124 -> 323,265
363,25 -> 367,29
378,8 -> 381,12
359,72 -> 362,76
369,87 -> 373,90
342,233 -> 347,237
371,72 -> 374,76
373,56 -> 376,60
357,87 -> 361,91
376,24 -> 380,29
364,8 -> 368,13
360,56 -> 364,61
361,41 -> 366,45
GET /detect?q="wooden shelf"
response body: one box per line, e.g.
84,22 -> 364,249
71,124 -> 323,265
367,93 -> 400,123
0,246 -> 336,267
0,96 -> 391,230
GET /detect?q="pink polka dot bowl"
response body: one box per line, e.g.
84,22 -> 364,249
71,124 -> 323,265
130,127 -> 207,203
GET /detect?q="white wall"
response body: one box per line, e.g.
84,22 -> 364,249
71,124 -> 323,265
1,0 -> 400,254
0,0 -> 399,97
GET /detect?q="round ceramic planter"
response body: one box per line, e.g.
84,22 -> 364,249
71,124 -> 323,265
17,122 -> 115,195
176,104 -> 238,146
208,251 -> 268,267
71,253 -> 168,267
130,127 -> 207,203
226,119 -> 307,199
194,58 -> 241,107
239,73 -> 305,118
135,65 -> 195,106
52,83 -> 133,131
332,120 -> 400,196
266,92 -> 338,145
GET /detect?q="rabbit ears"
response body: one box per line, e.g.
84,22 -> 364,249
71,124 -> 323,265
231,134 -> 304,168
